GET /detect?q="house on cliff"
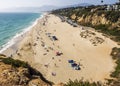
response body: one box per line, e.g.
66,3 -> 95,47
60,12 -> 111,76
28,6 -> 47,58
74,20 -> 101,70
106,1 -> 120,11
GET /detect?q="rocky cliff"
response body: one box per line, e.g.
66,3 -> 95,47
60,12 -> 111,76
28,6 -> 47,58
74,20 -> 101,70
71,13 -> 111,25
0,54 -> 51,86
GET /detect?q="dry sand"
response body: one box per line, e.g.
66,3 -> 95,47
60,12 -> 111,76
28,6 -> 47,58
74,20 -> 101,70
2,14 -> 119,84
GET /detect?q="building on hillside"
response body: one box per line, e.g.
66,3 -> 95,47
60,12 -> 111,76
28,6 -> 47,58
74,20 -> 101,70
113,4 -> 119,10
106,5 -> 112,11
106,0 -> 120,11
106,4 -> 120,11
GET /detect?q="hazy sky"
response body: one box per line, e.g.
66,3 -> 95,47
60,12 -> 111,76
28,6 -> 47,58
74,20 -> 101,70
0,0 -> 118,9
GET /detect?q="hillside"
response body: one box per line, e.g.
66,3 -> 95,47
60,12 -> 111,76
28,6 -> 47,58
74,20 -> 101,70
52,5 -> 120,44
0,54 -> 51,86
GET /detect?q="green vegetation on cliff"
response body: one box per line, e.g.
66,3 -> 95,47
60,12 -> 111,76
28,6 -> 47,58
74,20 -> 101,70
0,57 -> 28,68
108,47 -> 120,86
65,80 -> 102,86
52,6 -> 120,23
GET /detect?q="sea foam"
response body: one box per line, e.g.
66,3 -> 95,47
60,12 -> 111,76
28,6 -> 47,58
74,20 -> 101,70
0,13 -> 45,54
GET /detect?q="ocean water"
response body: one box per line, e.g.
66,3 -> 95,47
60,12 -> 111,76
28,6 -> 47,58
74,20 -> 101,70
0,13 -> 41,51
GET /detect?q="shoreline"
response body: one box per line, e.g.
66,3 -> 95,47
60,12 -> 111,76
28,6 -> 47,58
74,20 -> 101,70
1,13 -> 119,84
0,13 -> 46,56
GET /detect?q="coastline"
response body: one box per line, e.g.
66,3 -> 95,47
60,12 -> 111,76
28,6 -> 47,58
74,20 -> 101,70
0,13 -> 46,56
1,13 -> 119,84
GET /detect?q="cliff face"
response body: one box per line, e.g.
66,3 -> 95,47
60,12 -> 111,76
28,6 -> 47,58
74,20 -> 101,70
0,55 -> 50,86
0,62 -> 29,86
70,13 -> 120,28
72,14 -> 110,25
53,6 -> 120,28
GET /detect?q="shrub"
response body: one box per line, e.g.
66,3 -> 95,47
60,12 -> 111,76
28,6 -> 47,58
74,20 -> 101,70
65,80 -> 102,86
0,57 -> 28,68
111,59 -> 120,78
105,11 -> 120,22
110,48 -> 120,78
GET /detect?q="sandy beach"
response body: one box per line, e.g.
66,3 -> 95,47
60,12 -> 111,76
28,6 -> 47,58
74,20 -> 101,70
2,14 -> 119,84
